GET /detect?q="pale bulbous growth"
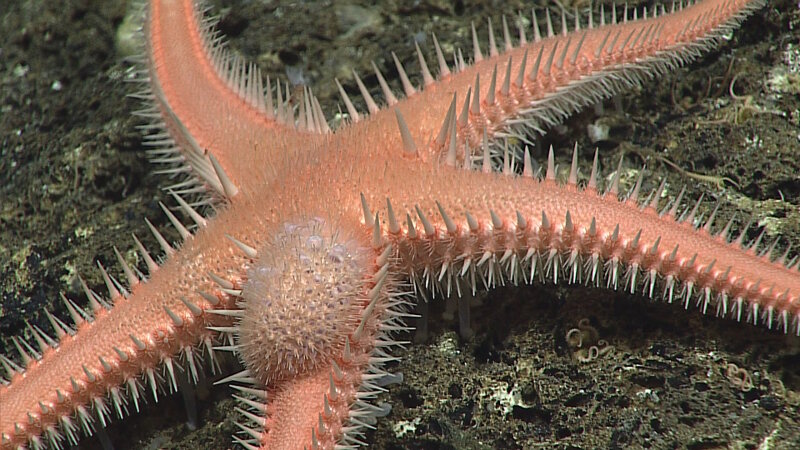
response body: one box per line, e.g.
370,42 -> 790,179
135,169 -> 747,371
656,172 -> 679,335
238,218 -> 370,384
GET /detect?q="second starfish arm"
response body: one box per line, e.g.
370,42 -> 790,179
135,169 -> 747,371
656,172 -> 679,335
358,157 -> 800,329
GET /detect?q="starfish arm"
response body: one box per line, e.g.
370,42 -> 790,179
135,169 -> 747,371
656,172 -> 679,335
361,161 -> 800,333
142,0 -> 325,198
330,0 -> 765,167
251,338 -> 392,450
0,201 -> 269,448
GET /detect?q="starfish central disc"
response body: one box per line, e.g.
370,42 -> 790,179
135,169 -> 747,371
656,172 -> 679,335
237,218 -> 369,384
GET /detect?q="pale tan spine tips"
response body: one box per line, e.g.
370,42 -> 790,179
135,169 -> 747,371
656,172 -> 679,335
395,110 -> 417,157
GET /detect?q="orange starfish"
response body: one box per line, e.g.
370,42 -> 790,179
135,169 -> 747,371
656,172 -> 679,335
1,0 -> 798,449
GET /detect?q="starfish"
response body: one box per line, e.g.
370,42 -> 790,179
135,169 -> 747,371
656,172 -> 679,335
1,0 -> 800,450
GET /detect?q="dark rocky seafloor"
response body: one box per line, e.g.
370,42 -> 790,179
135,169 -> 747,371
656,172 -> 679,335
1,0 -> 799,449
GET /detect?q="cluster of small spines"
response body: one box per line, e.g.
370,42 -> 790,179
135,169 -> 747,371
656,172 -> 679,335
0,191 -> 239,450
368,127 -> 800,337
219,226 -> 412,449
337,0 -> 766,165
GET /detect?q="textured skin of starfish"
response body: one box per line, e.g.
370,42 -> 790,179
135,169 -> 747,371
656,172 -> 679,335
1,0 -> 799,449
